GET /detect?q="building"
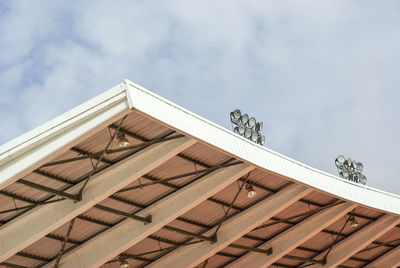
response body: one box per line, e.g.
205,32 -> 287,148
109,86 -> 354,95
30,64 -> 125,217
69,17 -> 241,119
0,80 -> 399,267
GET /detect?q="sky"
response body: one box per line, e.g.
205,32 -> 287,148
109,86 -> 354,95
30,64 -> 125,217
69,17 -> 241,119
0,1 -> 399,195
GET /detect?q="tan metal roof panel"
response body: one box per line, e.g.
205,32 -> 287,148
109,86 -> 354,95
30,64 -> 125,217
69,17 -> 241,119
4,255 -> 43,267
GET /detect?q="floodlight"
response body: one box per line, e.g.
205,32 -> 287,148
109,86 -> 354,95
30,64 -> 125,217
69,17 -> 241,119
335,155 -> 367,185
241,114 -> 249,124
336,155 -> 345,164
232,109 -> 241,120
246,183 -> 257,198
120,260 -> 129,268
238,124 -> 245,135
117,132 -> 130,148
248,117 -> 256,127
350,219 -> 359,227
359,175 -> 367,184
230,109 -> 265,146
356,162 -> 363,172
352,160 -> 357,169
244,127 -> 252,138
349,214 -> 359,228
250,131 -> 258,142
259,135 -> 265,145
255,122 -> 263,131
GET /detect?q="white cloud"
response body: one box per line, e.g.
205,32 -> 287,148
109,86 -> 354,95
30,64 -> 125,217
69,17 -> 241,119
0,0 -> 399,194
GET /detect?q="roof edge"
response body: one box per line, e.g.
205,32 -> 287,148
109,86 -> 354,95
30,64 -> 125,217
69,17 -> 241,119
124,79 -> 400,215
0,82 -> 131,189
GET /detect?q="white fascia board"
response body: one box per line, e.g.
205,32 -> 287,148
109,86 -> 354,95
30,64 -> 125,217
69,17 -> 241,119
124,79 -> 400,215
0,83 -> 131,189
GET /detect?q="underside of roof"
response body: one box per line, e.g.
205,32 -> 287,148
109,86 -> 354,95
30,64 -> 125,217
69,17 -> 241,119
0,80 -> 399,268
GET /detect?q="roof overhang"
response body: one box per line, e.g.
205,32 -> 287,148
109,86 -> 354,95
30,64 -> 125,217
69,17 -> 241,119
1,80 -> 399,268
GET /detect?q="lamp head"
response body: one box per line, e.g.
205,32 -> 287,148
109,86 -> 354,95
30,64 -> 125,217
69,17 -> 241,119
336,155 -> 345,165
120,260 -> 129,268
255,122 -> 263,131
238,124 -> 245,135
232,109 -> 241,120
250,131 -> 258,142
258,135 -> 265,145
359,175 -> 367,184
349,214 -> 359,228
246,183 -> 257,198
356,162 -> 363,172
248,117 -> 256,128
117,132 -> 130,148
244,127 -> 252,138
352,160 -> 357,169
241,114 -> 249,124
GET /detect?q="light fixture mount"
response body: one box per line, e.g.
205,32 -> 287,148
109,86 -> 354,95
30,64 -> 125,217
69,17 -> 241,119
119,256 -> 129,268
245,183 -> 257,198
335,155 -> 367,185
349,213 -> 359,228
230,109 -> 265,146
117,131 -> 130,148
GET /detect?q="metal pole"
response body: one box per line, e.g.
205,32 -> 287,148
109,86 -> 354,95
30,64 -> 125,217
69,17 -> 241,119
117,162 -> 241,193
163,225 -> 216,243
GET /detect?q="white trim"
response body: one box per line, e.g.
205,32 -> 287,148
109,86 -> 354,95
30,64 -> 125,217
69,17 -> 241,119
0,83 -> 130,189
124,80 -> 400,215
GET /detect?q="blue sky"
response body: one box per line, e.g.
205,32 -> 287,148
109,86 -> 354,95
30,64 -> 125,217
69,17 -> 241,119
1,1 -> 400,194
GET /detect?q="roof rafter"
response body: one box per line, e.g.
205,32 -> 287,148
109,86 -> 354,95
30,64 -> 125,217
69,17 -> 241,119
311,214 -> 400,267
365,244 -> 400,267
43,163 -> 254,267
226,202 -> 356,268
0,136 -> 195,262
147,184 -> 312,268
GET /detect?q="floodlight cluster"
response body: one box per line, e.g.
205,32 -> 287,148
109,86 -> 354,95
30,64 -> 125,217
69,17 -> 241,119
230,109 -> 265,145
335,155 -> 367,185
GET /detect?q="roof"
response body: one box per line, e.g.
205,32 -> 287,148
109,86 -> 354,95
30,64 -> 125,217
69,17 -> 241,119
0,79 -> 399,268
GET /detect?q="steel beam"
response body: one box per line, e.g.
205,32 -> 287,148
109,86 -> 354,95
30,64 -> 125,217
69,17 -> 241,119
163,225 -> 216,242
41,135 -> 184,168
228,244 -> 272,255
147,184 -> 312,268
16,252 -> 51,263
93,204 -> 151,223
226,202 -> 356,268
283,254 -> 324,264
44,163 -> 254,268
117,162 -> 240,193
0,136 -> 195,262
312,214 -> 400,267
17,179 -> 79,201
